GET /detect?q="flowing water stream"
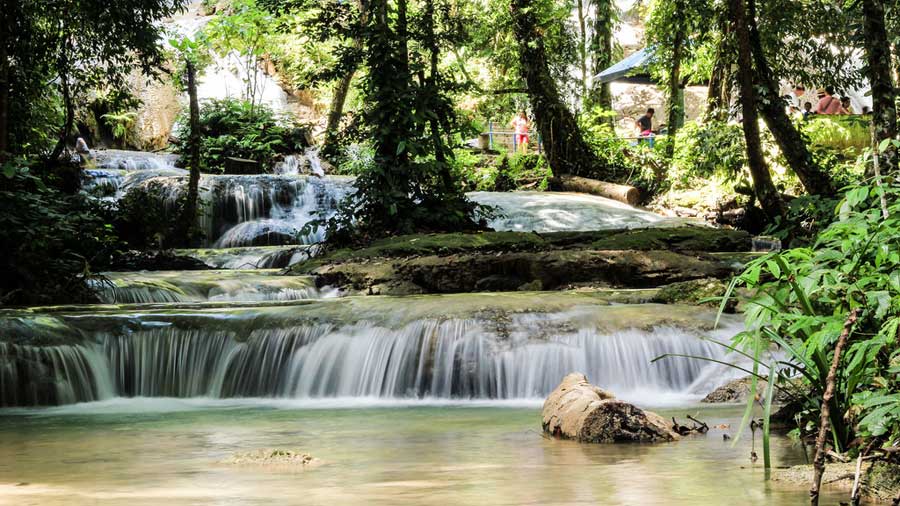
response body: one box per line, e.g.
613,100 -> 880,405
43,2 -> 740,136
1,151 -> 804,504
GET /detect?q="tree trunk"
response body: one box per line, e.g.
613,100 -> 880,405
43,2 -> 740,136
510,0 -> 604,177
810,309 -> 861,506
49,68 -> 75,161
730,0 -> 784,220
746,0 -> 834,196
861,0 -> 898,174
323,66 -> 357,155
589,0 -> 614,111
666,9 -> 685,156
181,60 -> 202,247
576,0 -> 589,102
0,5 -> 9,157
706,19 -> 731,119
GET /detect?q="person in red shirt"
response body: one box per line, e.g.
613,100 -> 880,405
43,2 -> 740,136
510,111 -> 530,153
816,87 -> 843,115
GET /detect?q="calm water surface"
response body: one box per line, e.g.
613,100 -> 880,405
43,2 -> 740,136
0,400 -> 847,505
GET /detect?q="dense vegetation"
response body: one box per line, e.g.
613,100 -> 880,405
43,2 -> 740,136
0,0 -> 898,496
172,98 -> 310,172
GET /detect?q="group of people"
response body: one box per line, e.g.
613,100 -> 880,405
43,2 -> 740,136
789,85 -> 868,120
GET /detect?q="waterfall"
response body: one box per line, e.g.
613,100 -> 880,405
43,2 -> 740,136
95,270 -> 334,304
0,307 -> 740,407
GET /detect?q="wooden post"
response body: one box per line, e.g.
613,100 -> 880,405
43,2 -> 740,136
810,308 -> 861,506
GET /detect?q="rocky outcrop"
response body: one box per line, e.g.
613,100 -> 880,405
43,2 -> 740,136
541,373 -> 679,443
106,250 -> 210,272
701,376 -> 794,404
651,278 -> 734,311
310,249 -> 735,295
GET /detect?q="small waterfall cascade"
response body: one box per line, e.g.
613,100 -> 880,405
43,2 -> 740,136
0,304 -> 743,407
176,245 -> 316,270
202,175 -> 353,248
94,270 -> 336,304
273,149 -> 326,178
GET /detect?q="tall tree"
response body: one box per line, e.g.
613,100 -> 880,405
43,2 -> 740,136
665,0 -> 687,144
37,0 -> 187,160
510,0 -> 604,177
745,0 -> 834,196
731,0 -> 785,220
588,0 -> 615,110
862,0 -> 898,174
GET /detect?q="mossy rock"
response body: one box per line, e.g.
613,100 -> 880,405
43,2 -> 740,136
292,227 -> 751,274
650,278 -> 734,310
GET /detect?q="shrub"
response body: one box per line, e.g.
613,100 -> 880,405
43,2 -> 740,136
172,98 -> 311,172
802,115 -> 871,158
671,120 -> 746,188
0,160 -> 119,306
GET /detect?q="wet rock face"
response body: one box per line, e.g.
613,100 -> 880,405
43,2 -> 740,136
541,373 -> 678,443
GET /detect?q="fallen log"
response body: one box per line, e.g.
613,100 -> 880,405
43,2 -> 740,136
541,373 -> 679,443
553,174 -> 641,206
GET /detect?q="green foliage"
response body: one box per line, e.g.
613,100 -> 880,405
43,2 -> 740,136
324,0 -> 485,244
203,0 -> 277,110
101,111 -> 138,141
2,1 -> 186,157
725,174 -> 900,453
670,120 -> 746,188
172,98 -> 309,172
0,160 -> 119,306
801,115 -> 872,158
114,181 -> 184,250
454,152 -> 553,191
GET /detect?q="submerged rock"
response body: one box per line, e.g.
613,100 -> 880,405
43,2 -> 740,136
222,449 -> 320,468
541,373 -> 678,443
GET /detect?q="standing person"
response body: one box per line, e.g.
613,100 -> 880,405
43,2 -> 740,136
815,86 -> 842,115
510,111 -> 530,154
635,108 -> 655,146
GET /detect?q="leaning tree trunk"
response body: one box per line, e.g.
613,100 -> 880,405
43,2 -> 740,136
731,0 -> 784,220
862,0 -> 898,175
746,0 -> 834,196
511,0 -> 604,177
589,0 -> 614,111
180,60 -> 202,247
323,66 -> 357,155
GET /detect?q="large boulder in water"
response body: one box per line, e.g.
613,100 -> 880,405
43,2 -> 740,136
541,373 -> 679,443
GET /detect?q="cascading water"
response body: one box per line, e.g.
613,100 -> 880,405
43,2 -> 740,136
95,270 -> 337,304
0,301 -> 744,407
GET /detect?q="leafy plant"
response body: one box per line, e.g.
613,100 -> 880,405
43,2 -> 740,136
670,120 -> 747,188
0,159 -> 119,305
172,98 -> 310,172
101,111 -> 138,141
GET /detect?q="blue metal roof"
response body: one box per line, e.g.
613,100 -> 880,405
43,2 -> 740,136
594,48 -> 652,84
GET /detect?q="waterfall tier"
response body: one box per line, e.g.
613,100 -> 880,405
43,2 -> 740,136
0,297 -> 741,407
95,270 -> 336,304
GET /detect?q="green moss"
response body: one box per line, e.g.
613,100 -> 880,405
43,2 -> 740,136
293,227 -> 751,274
